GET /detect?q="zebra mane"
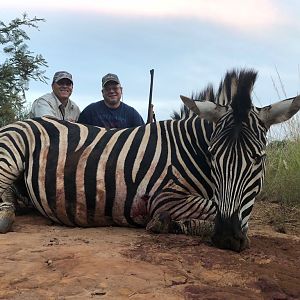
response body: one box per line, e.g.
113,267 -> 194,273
170,105 -> 191,120
230,70 -> 257,124
171,84 -> 215,120
171,68 -> 257,121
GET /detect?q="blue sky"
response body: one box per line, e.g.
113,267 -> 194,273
1,0 -> 300,121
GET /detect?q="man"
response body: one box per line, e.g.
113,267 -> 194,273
30,71 -> 80,122
78,73 -> 144,128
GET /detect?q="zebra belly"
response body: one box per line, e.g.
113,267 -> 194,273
29,186 -> 149,228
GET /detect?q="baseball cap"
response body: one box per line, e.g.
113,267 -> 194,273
52,71 -> 73,84
102,73 -> 120,87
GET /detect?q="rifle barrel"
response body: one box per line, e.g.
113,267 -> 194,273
147,69 -> 154,123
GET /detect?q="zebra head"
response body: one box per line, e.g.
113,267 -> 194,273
181,69 -> 300,252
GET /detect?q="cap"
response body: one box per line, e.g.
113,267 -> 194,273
52,71 -> 73,84
102,73 -> 120,87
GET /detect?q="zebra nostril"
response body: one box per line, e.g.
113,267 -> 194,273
217,236 -> 244,252
229,238 -> 242,252
234,231 -> 244,240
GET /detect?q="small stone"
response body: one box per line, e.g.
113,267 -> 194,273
91,289 -> 106,296
46,259 -> 53,266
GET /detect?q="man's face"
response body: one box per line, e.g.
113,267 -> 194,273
102,81 -> 122,108
52,79 -> 73,103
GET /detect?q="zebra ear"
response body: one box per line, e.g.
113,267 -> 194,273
180,95 -> 228,123
258,95 -> 300,128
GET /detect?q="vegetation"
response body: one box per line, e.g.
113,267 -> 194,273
0,13 -> 48,127
262,114 -> 300,206
257,114 -> 300,233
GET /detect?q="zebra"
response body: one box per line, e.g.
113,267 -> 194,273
0,69 -> 299,252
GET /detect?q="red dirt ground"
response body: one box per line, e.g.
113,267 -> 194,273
0,202 -> 299,300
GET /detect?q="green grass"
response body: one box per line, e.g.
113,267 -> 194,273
261,115 -> 300,207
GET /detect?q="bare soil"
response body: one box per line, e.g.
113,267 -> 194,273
0,201 -> 299,300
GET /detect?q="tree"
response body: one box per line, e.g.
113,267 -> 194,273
0,13 -> 48,127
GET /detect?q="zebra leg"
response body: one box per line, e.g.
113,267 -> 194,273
146,211 -> 172,233
171,218 -> 215,239
146,191 -> 217,237
146,211 -> 214,239
0,187 -> 16,233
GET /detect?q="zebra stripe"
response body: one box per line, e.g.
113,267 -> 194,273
0,116 -> 216,228
1,69 -> 299,252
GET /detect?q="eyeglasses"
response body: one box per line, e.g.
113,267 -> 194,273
103,86 -> 121,92
56,80 -> 73,86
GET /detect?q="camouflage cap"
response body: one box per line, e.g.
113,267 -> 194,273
102,73 -> 120,87
52,71 -> 73,84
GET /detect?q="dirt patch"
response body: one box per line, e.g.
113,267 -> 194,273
0,202 -> 299,300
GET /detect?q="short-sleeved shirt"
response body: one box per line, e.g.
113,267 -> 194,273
78,100 -> 145,128
30,92 -> 80,122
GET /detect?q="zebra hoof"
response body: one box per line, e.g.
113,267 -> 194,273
146,211 -> 171,234
0,206 -> 15,233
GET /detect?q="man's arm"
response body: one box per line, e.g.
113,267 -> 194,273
77,109 -> 91,125
131,109 -> 145,127
30,98 -> 58,119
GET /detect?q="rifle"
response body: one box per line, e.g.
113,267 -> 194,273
147,69 -> 156,123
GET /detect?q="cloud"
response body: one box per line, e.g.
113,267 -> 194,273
1,0 -> 286,33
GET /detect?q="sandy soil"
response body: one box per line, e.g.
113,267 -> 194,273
0,202 -> 299,300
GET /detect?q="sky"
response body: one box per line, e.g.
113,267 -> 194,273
1,0 -> 300,121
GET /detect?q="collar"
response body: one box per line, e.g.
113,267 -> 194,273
52,92 -> 74,109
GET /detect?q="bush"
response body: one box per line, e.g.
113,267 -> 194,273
0,14 -> 47,126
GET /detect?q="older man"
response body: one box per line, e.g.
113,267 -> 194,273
30,71 -> 80,122
78,73 -> 144,128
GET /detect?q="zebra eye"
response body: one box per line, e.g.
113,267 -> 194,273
253,155 -> 261,164
253,153 -> 266,164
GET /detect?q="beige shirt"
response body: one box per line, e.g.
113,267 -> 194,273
30,92 -> 80,122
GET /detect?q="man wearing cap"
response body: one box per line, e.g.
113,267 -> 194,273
78,73 -> 144,128
30,71 -> 80,122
